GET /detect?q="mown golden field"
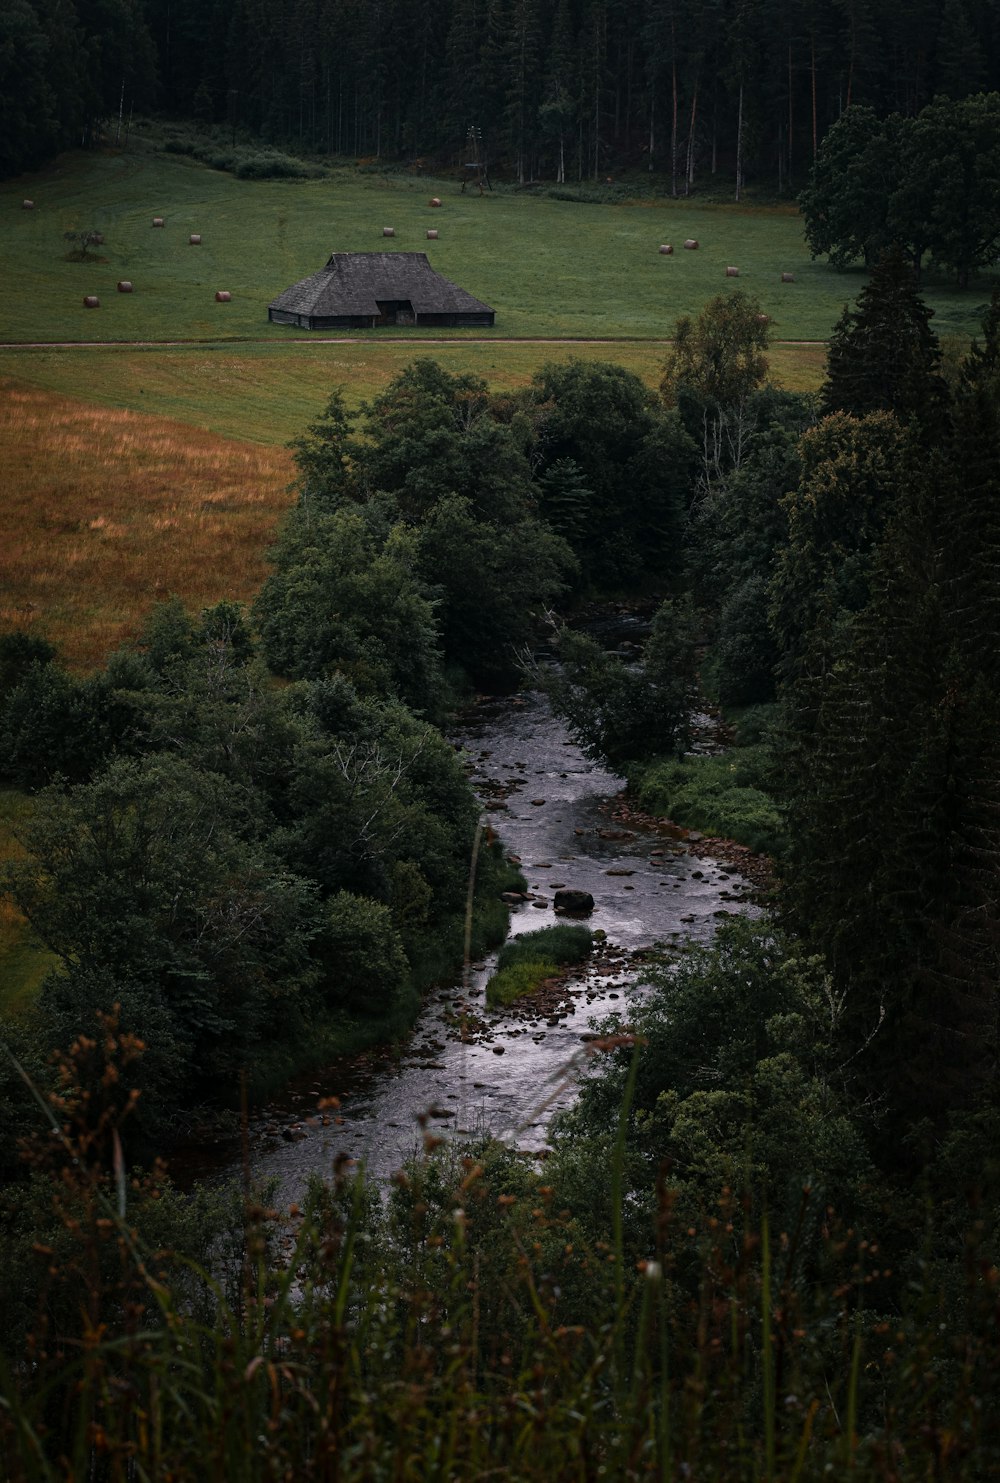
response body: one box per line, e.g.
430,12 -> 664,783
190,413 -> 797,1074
0,379 -> 294,670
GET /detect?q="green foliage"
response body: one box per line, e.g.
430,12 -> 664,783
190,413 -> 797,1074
0,630 -> 57,697
496,923 -> 593,970
801,94 -> 1000,287
486,956 -> 561,1005
799,105 -> 908,268
557,916 -> 870,1224
317,891 -> 413,1016
714,572 -> 779,706
280,363 -> 577,690
486,925 -> 591,1005
821,249 -> 950,431
418,492 -> 576,690
255,501 -> 448,716
0,660 -> 146,789
769,409 -> 914,680
633,746 -> 786,856
776,297 -> 1000,1129
1,753 -> 320,1107
539,597 -> 699,768
530,359 -> 694,587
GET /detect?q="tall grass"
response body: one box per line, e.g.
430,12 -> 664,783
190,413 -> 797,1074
486,923 -> 593,1006
0,379 -> 293,669
2,1031 -> 998,1481
632,747 -> 787,856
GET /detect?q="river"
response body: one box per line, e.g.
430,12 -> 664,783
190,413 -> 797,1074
180,687 -> 755,1204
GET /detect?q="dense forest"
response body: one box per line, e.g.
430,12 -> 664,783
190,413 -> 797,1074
4,0 -> 1000,185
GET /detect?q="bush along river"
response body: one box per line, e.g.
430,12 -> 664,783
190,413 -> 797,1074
187,687 -> 760,1204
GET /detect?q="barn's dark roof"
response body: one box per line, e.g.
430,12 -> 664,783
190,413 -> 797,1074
269,252 -> 493,318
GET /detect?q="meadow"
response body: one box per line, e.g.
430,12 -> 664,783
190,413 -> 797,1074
3,140 -> 994,348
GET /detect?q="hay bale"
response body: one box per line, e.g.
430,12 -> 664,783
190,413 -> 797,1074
189,233 -> 202,245
426,229 -> 438,240
215,290 -> 231,302
22,199 -> 34,209
684,238 -> 699,249
382,226 -> 395,237
152,217 -> 164,227
781,271 -> 795,283
757,313 -> 770,324
659,243 -> 673,255
429,197 -> 442,207
117,281 -> 133,293
726,265 -> 739,277
83,296 -> 100,308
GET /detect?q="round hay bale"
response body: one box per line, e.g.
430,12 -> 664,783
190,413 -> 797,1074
757,313 -> 770,324
382,226 -> 395,237
426,229 -> 438,240
215,290 -> 232,302
429,197 -> 442,207
726,265 -> 739,277
189,233 -> 202,245
22,199 -> 34,209
781,271 -> 795,283
659,243 -> 673,255
117,280 -> 133,293
83,296 -> 100,308
152,217 -> 164,227
683,238 -> 699,249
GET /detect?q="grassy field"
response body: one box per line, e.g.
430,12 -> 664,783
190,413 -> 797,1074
0,379 -> 293,667
2,143 -> 995,348
0,340 -> 826,444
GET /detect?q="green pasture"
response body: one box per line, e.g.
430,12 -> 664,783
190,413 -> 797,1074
3,144 -> 995,350
0,340 -> 825,446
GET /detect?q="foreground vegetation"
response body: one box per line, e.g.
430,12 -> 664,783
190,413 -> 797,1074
3,921 -> 1000,1480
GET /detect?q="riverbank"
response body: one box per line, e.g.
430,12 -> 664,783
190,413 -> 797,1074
171,687 -> 760,1200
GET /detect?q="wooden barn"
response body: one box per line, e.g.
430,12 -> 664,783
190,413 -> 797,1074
268,252 -> 495,329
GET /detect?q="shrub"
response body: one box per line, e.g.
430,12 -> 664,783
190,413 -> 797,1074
235,151 -> 313,180
317,891 -> 413,1016
633,749 -> 786,856
496,924 -> 592,970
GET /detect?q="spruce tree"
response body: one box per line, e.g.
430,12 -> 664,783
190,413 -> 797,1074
821,248 -> 949,434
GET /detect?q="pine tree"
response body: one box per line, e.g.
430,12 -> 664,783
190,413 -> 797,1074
821,248 -> 949,434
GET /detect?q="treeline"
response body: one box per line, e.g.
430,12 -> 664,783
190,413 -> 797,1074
5,0 -> 1000,187
801,95 -> 1000,285
543,259 -> 1000,1140
0,0 -> 156,177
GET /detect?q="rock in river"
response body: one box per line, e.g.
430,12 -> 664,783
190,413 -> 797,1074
553,888 -> 595,915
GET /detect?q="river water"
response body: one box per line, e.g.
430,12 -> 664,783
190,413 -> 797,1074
183,688 -> 754,1204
